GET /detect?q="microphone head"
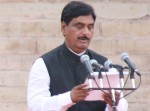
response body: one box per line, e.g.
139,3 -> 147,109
80,54 -> 90,63
120,52 -> 129,61
80,54 -> 94,73
104,60 -> 112,70
90,59 -> 98,66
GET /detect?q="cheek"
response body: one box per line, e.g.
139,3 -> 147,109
65,31 -> 76,43
70,29 -> 79,35
67,30 -> 79,39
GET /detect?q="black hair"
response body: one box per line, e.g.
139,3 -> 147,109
61,1 -> 96,25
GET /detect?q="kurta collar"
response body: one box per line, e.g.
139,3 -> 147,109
61,43 -> 89,62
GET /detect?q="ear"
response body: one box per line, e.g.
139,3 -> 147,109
61,21 -> 67,36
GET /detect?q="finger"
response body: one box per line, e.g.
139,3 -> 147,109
103,93 -> 111,98
75,97 -> 86,103
79,92 -> 89,97
104,97 -> 113,106
72,92 -> 89,103
115,91 -> 120,96
75,84 -> 89,90
74,88 -> 89,95
115,92 -> 120,105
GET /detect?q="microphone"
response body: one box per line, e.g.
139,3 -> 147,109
104,60 -> 113,70
90,59 -> 106,72
104,60 -> 125,92
120,53 -> 141,76
80,54 -> 94,88
90,59 -> 104,88
104,60 -> 123,72
80,55 -> 93,74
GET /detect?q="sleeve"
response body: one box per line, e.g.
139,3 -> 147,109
27,58 -> 75,111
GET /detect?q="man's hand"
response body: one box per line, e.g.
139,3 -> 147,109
103,91 -> 120,107
70,84 -> 90,103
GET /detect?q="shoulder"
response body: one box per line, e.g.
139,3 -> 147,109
88,49 -> 108,66
41,45 -> 62,58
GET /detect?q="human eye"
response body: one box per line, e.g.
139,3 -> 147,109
75,23 -> 84,29
88,24 -> 94,31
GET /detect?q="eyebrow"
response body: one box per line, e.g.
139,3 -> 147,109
74,22 -> 94,26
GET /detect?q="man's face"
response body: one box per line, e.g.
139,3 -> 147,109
61,15 -> 95,53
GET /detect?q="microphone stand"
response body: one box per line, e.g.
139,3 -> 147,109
88,63 -> 141,111
92,64 -> 104,88
118,67 -> 124,98
88,74 -> 94,89
110,66 -> 123,111
86,70 -> 95,89
130,68 -> 135,88
112,66 -> 124,111
98,68 -> 103,88
111,89 -> 117,111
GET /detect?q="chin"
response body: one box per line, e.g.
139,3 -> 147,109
77,43 -> 89,50
79,46 -> 88,50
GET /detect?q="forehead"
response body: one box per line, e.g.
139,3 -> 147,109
69,15 -> 94,25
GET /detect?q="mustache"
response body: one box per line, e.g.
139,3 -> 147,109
78,36 -> 89,40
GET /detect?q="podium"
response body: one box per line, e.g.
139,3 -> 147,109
84,68 -> 141,111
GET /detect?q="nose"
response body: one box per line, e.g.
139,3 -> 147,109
81,27 -> 91,37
